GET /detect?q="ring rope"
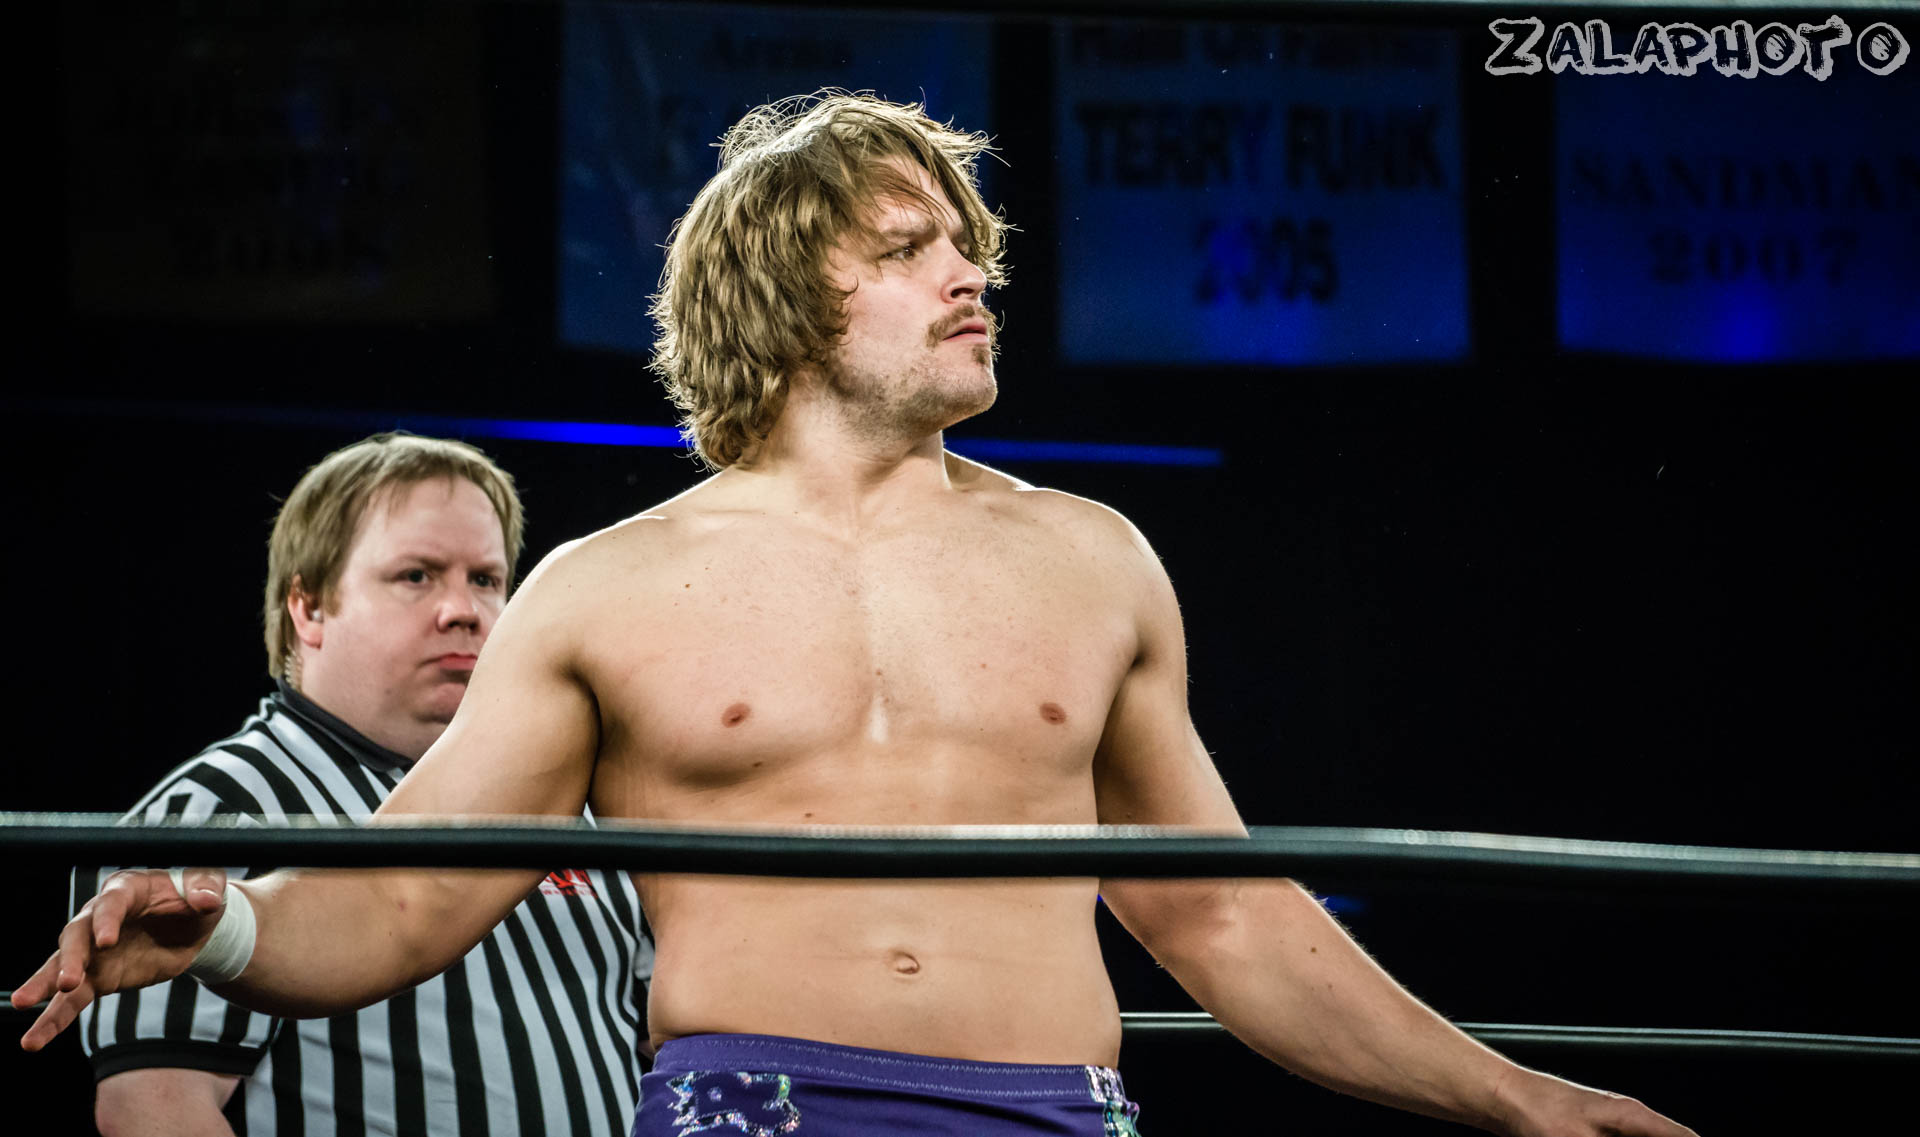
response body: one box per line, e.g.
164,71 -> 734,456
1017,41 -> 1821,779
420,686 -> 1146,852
4,814 -> 1915,889
1118,1015 -> 1920,1060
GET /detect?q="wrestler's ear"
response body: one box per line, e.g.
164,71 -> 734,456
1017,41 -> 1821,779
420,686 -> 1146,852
288,575 -> 325,649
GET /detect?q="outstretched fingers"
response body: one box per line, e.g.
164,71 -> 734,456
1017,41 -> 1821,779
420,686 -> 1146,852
12,949 -> 63,1013
91,869 -> 180,949
57,903 -> 109,992
19,979 -> 94,1052
87,880 -> 133,950
15,868 -> 230,1052
14,941 -> 95,1053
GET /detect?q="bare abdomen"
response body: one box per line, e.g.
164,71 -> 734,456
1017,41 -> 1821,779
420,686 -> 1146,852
638,875 -> 1123,1065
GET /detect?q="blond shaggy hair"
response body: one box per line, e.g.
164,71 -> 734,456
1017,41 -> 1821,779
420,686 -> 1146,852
264,432 -> 524,680
650,92 -> 1009,469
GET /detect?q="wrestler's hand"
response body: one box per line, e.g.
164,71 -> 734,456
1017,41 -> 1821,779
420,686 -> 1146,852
13,868 -> 229,1052
1492,1066 -> 1700,1137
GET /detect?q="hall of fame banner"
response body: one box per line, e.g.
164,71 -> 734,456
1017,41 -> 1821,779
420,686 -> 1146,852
1055,21 -> 1468,366
1556,33 -> 1919,362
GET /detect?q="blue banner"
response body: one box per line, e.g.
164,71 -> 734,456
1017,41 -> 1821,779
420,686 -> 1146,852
1557,47 -> 1920,362
1054,22 -> 1468,366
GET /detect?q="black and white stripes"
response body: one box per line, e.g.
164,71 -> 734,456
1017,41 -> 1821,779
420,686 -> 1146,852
78,687 -> 653,1137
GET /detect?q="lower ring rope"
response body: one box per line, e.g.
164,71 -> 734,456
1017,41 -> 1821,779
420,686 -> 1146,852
1116,1014 -> 1920,1059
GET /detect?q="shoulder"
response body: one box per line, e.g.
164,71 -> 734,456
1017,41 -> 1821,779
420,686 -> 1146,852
949,453 -> 1171,602
489,478 -> 750,654
504,494 -> 707,614
1028,488 -> 1156,556
519,474 -> 746,589
123,704 -> 318,820
952,454 -> 1159,560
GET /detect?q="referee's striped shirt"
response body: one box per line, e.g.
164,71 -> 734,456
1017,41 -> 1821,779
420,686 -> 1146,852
78,683 -> 654,1137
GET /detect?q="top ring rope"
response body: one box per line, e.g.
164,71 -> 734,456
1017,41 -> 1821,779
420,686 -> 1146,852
4,814 -> 1916,890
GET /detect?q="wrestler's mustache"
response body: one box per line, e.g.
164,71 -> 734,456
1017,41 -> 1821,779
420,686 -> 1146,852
926,306 -> 998,348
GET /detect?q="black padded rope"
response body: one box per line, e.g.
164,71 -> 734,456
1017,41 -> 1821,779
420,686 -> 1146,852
4,814 -> 1916,891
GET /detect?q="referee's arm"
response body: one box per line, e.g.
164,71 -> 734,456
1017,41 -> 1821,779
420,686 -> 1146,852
96,1068 -> 240,1137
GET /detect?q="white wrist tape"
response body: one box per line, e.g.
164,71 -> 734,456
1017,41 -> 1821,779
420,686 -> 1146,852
167,869 -> 257,985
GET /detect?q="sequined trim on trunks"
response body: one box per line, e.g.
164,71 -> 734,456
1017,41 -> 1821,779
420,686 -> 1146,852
632,1033 -> 1143,1137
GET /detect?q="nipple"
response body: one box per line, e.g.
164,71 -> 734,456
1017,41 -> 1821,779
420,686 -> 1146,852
721,702 -> 751,727
1039,702 -> 1067,725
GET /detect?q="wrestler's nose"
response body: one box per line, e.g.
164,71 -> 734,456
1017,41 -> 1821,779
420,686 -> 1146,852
945,244 -> 986,302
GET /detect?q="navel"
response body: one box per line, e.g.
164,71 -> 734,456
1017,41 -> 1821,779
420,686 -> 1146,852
1039,702 -> 1068,725
890,951 -> 922,976
721,702 -> 752,728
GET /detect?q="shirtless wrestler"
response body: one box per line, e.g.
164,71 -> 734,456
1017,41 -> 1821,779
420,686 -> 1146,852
19,94 -> 1696,1137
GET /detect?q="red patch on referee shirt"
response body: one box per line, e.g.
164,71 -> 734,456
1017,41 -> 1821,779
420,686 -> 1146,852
539,869 -> 597,897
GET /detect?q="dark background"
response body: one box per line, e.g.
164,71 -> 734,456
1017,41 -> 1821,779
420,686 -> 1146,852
7,0 -> 1916,1132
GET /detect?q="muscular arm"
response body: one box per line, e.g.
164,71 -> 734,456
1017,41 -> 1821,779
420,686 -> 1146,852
95,1068 -> 240,1137
1089,519 -> 1692,1137
230,547 -> 599,1016
19,545 -> 603,1040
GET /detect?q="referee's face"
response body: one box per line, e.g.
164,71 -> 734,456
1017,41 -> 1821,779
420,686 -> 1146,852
296,476 -> 510,760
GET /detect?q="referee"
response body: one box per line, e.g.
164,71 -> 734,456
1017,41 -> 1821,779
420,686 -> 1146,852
79,434 -> 653,1137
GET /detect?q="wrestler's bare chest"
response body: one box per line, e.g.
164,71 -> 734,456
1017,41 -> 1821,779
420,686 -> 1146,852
582,500 -> 1139,824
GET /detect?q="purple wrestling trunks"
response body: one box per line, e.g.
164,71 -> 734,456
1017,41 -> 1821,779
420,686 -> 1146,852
634,1033 -> 1143,1136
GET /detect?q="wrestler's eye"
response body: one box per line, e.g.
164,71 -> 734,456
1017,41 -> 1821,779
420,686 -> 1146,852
884,243 -> 917,262
401,568 -> 431,585
471,572 -> 500,590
